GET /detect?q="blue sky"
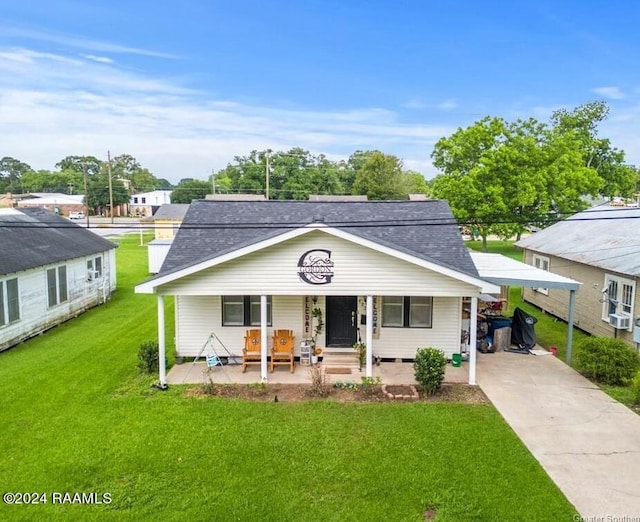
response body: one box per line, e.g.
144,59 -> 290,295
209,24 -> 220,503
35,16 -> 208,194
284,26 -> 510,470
1,0 -> 639,183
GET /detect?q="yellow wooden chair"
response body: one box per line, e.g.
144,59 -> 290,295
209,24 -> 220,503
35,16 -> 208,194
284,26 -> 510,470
242,329 -> 262,372
271,329 -> 295,373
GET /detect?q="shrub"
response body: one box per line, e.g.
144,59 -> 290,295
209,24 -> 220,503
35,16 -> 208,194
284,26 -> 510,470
632,370 -> 640,405
307,365 -> 331,398
137,340 -> 161,374
413,347 -> 447,395
574,337 -> 640,385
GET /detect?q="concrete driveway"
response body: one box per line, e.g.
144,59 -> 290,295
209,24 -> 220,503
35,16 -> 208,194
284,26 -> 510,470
477,351 -> 640,519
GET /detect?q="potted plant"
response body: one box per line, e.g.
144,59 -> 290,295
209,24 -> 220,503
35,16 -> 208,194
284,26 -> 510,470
311,347 -> 323,364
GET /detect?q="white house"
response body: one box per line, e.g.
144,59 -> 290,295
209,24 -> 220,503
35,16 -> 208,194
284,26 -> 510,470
0,207 -> 117,352
136,199 -> 505,385
129,190 -> 172,217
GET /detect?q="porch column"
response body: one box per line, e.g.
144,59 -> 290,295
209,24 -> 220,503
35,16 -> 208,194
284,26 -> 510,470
260,295 -> 268,382
566,289 -> 576,365
157,294 -> 167,387
468,296 -> 478,385
365,295 -> 374,378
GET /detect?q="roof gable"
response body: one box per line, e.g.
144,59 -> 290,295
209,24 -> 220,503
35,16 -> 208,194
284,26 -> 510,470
158,199 -> 479,278
0,208 -> 117,275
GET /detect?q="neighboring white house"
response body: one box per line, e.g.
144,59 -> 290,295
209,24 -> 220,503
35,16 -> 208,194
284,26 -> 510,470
0,207 -> 117,352
517,202 -> 640,349
129,190 -> 172,217
136,199 -> 504,384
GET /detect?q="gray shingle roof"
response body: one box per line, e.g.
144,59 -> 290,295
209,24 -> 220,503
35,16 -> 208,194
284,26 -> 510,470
516,204 -> 640,277
158,199 -> 479,278
0,207 -> 117,276
145,204 -> 190,220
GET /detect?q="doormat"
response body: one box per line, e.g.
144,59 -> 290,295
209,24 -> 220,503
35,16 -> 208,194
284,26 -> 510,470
325,368 -> 352,375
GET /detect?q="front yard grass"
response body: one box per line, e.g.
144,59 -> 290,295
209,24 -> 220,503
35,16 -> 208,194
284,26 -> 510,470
0,235 -> 577,520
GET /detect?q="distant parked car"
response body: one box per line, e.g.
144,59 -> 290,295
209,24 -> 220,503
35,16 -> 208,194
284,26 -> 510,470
69,211 -> 86,220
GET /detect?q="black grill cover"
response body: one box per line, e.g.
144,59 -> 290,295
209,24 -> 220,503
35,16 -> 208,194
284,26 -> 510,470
511,307 -> 537,350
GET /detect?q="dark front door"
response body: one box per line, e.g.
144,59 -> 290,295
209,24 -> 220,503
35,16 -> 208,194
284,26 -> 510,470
326,296 -> 358,347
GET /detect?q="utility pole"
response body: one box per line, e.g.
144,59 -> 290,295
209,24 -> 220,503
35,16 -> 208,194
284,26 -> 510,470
107,150 -> 114,224
212,169 -> 216,195
82,162 -> 89,228
265,152 -> 270,200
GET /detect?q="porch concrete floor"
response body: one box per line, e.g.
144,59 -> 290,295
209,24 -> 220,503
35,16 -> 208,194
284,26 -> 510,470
166,359 -> 469,386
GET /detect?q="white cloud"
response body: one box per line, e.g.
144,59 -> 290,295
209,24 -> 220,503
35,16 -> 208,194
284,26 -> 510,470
0,46 -> 447,182
82,54 -> 114,64
592,86 -> 625,100
2,26 -> 180,59
436,99 -> 458,110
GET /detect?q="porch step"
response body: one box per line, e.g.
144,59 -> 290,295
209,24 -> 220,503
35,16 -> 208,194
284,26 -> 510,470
321,349 -> 360,370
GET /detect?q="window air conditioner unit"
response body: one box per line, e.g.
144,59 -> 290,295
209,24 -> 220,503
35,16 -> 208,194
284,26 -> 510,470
609,313 -> 630,330
87,270 -> 100,281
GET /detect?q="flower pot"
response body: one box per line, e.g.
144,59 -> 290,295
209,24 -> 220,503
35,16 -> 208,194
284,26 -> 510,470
311,355 -> 319,364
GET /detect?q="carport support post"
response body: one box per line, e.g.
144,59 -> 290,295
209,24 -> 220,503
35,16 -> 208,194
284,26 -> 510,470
468,296 -> 478,385
260,295 -> 268,383
365,295 -> 373,378
157,294 -> 167,387
566,289 -> 576,365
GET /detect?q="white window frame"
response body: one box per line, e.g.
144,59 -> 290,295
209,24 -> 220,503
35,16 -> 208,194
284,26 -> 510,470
87,256 -> 103,281
222,295 -> 272,326
47,266 -> 68,308
0,277 -> 20,326
602,274 -> 635,331
533,254 -> 550,295
382,296 -> 433,328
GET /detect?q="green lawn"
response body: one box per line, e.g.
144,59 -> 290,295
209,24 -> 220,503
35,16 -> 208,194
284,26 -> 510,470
0,235 -> 577,521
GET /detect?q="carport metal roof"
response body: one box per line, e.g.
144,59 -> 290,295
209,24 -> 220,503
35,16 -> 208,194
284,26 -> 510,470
470,251 -> 581,365
470,252 -> 581,290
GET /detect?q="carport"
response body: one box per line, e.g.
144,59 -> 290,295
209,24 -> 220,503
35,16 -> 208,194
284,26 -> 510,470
470,252 -> 582,367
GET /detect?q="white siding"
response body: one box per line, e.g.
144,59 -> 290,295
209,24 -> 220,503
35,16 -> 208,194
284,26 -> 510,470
176,295 -> 305,357
148,242 -> 172,274
161,231 -> 478,297
375,297 -> 462,358
175,294 -> 462,359
0,250 -> 116,352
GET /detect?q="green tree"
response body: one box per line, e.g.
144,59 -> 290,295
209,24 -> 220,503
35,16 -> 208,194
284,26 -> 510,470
86,174 -> 129,214
55,156 -> 103,177
551,101 -> 636,198
431,113 -> 602,250
171,179 -> 210,203
21,169 -> 84,194
0,156 -> 32,193
352,151 -> 407,200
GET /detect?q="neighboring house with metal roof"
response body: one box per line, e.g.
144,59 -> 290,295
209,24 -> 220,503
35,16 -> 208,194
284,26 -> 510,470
136,199 -> 501,385
0,207 -> 117,352
517,203 -> 640,348
143,204 -> 190,273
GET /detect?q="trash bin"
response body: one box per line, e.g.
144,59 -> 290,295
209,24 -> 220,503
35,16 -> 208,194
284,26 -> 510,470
486,316 -> 512,337
451,353 -> 462,367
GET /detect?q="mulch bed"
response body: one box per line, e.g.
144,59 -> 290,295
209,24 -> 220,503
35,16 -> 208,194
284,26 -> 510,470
184,382 -> 490,404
